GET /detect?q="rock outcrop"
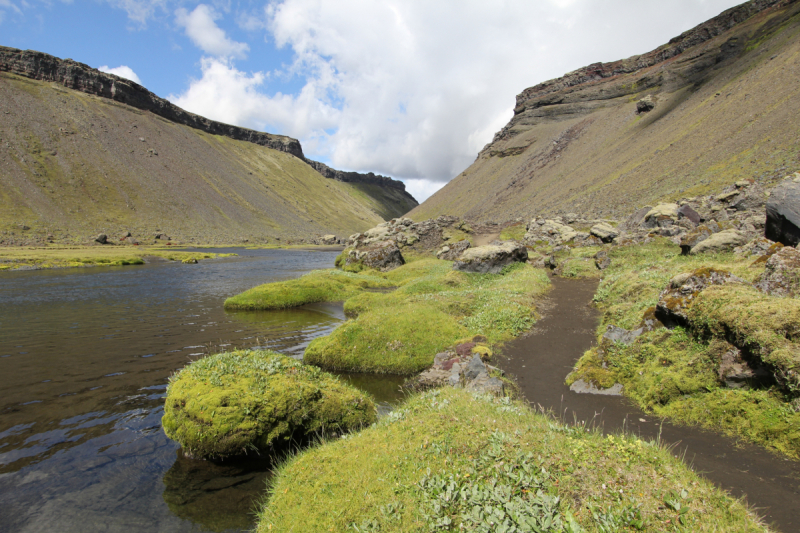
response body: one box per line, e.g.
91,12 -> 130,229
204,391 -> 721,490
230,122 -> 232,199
453,242 -> 528,274
344,241 -> 405,272
765,174 -> 800,246
754,246 -> 800,297
655,268 -> 745,328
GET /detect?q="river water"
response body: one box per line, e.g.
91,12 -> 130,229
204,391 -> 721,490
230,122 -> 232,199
0,248 -> 403,533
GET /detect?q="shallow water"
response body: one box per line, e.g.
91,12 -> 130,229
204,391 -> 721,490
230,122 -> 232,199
0,249 -> 404,533
500,275 -> 800,532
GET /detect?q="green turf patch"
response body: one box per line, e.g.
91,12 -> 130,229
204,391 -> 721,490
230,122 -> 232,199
162,350 -> 376,459
258,387 -> 769,532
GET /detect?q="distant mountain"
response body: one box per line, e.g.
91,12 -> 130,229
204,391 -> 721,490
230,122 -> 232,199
0,46 -> 417,245
410,0 -> 800,223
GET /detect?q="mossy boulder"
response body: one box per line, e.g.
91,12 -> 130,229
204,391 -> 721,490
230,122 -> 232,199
162,350 -> 377,459
655,268 -> 745,328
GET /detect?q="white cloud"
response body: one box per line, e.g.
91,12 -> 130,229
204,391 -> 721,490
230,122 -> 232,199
98,65 -> 142,85
175,4 -> 249,59
404,179 -> 446,204
172,0 -> 743,197
169,56 -> 339,140
106,0 -> 167,25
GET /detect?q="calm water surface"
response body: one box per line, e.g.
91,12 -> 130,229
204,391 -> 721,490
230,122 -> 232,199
0,248 -> 404,532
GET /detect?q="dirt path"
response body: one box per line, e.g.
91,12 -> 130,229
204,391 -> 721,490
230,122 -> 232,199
497,275 -> 800,532
472,232 -> 500,246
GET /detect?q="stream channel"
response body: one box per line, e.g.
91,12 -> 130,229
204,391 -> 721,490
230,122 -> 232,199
499,275 -> 800,532
0,248 -> 404,533
2,252 -> 798,532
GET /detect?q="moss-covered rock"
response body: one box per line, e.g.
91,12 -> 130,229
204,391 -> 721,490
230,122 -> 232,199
162,350 -> 377,459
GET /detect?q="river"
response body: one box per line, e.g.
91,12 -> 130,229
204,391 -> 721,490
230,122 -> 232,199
0,248 -> 403,533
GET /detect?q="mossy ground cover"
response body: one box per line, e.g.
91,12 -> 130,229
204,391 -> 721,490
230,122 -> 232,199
162,350 -> 376,460
0,245 -> 234,270
499,223 -> 526,241
304,260 -> 550,374
223,269 -> 394,310
258,387 -> 769,532
568,238 -> 800,458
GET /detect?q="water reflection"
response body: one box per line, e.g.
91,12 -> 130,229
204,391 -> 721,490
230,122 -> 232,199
0,249 -> 379,532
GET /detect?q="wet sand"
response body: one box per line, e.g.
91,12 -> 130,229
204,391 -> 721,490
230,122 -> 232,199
498,275 -> 800,532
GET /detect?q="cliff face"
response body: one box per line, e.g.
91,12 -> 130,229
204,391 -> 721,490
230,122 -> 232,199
0,45 -> 418,210
410,0 -> 800,223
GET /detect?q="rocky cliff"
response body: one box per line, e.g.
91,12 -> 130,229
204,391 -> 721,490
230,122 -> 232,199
0,45 -> 418,214
410,0 -> 800,223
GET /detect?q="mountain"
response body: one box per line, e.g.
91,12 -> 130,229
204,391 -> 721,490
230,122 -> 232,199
0,47 -> 417,245
410,0 -> 800,223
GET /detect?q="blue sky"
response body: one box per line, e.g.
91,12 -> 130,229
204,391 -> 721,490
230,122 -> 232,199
1,0 -> 744,201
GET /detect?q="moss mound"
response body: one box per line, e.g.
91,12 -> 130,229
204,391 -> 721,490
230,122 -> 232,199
568,239 -> 800,458
162,350 -> 377,459
258,388 -> 768,532
305,259 -> 550,374
223,269 -> 392,310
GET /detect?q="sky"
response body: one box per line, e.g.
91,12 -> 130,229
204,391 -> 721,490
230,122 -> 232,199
1,0 -> 744,202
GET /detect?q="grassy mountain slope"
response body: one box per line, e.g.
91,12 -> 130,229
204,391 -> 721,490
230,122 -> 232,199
0,72 -> 413,245
410,0 -> 800,223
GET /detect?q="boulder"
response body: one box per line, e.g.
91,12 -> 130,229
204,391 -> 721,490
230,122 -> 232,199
730,183 -> 766,212
766,176 -> 800,246
655,268 -> 745,328
345,241 -> 405,272
453,242 -> 528,274
569,379 -> 623,396
620,206 -> 651,232
734,237 -> 780,258
754,246 -> 800,297
677,205 -> 702,225
594,249 -> 611,270
590,222 -> 619,243
603,325 -> 643,346
524,218 -> 577,245
436,240 -> 471,261
643,204 -> 679,229
95,233 -> 108,244
636,95 -> 655,113
717,344 -> 771,389
689,229 -> 747,254
321,234 -> 338,245
679,225 -> 712,254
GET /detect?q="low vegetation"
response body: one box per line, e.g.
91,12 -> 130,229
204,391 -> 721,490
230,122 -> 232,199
568,238 -> 800,458
304,259 -> 550,374
161,350 -> 376,460
259,387 -> 769,532
0,245 -> 234,270
223,269 -> 394,310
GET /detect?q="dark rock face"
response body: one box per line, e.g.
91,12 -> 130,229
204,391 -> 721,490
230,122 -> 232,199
345,241 -> 405,272
655,268 -> 745,328
453,242 -> 528,274
765,177 -> 800,246
677,205 -> 702,225
754,246 -> 800,297
717,343 -> 772,389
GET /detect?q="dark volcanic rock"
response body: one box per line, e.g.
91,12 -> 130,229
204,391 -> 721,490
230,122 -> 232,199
677,205 -> 702,225
95,233 -> 108,244
765,176 -> 800,246
345,241 -> 405,272
453,242 -> 528,274
655,268 -> 745,328
754,246 -> 800,297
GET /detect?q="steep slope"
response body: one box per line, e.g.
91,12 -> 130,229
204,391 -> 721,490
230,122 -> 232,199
410,0 -> 800,223
0,48 -> 417,244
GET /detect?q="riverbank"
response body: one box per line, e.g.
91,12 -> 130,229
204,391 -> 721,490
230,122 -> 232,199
0,243 -> 345,271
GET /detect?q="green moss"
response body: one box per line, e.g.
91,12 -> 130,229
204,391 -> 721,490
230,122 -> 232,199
499,223 -> 527,241
571,240 -> 800,458
258,388 -> 768,532
223,269 -> 393,310
162,349 -> 377,459
306,260 -> 549,374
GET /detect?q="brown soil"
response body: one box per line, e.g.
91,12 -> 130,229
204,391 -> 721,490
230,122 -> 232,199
497,275 -> 800,532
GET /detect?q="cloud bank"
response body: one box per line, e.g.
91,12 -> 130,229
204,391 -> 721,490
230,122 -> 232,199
168,0 -> 742,201
98,65 -> 143,85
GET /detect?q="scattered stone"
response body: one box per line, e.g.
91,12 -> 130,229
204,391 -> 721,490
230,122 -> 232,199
453,242 -> 528,274
590,222 -> 619,243
677,204 -> 702,225
524,218 -> 577,246
594,249 -> 611,270
436,239 -> 470,260
766,177 -> 800,246
735,237 -> 779,258
635,95 -> 655,114
95,233 -> 108,244
754,246 -> 800,297
730,183 -> 766,211
655,268 -> 745,328
569,379 -> 623,396
689,229 -> 747,254
345,240 -> 405,272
